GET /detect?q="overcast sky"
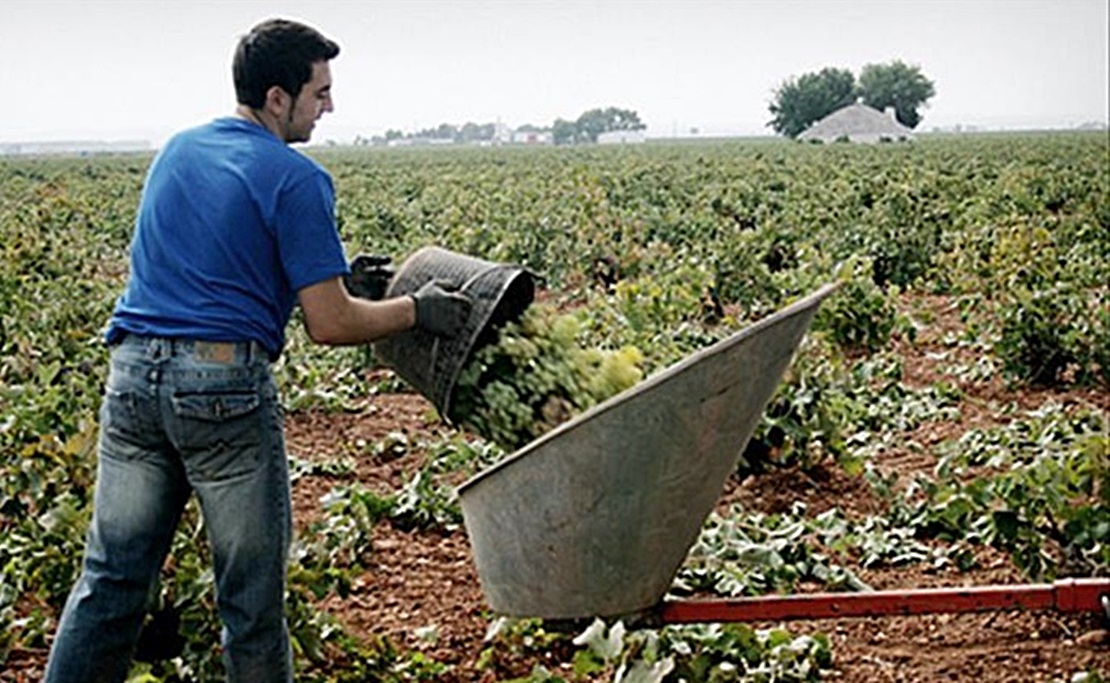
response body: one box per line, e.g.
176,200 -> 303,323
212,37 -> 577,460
2,0 -> 1107,145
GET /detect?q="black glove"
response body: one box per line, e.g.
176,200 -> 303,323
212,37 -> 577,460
410,279 -> 472,337
346,254 -> 394,301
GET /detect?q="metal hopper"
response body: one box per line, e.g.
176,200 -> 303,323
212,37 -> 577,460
456,283 -> 839,619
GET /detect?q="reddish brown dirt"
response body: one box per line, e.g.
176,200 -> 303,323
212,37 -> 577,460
280,394 -> 1108,682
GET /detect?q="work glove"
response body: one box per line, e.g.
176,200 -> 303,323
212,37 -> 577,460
410,279 -> 473,337
346,254 -> 394,301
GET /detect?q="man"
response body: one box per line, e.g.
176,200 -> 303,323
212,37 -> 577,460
44,18 -> 471,683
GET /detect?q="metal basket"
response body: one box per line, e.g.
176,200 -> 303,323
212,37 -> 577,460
374,247 -> 535,420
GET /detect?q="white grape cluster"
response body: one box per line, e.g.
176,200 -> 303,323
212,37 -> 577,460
452,303 -> 644,452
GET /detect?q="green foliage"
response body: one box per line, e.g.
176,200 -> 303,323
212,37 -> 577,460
996,287 -> 1078,386
972,200 -> 1108,387
484,617 -> 833,683
858,60 -> 936,129
479,618 -> 577,680
995,284 -> 1107,388
390,470 -> 464,531
742,337 -> 855,472
879,404 -> 1109,580
675,503 -> 871,597
660,623 -> 832,683
768,67 -> 858,138
2,133 -> 1108,679
743,330 -> 961,476
813,262 -> 897,352
570,619 -> 833,683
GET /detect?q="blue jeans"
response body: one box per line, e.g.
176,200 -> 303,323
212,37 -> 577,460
44,335 -> 292,683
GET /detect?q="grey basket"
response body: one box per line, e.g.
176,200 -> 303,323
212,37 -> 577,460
374,247 -> 535,420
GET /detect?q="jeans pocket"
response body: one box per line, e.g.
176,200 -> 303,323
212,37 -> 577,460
171,389 -> 266,481
100,387 -> 164,461
172,391 -> 260,422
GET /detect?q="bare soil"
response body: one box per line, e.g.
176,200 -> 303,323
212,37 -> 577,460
283,407 -> 1108,682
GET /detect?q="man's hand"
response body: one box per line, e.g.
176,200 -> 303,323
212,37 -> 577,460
410,280 -> 472,337
346,254 -> 394,301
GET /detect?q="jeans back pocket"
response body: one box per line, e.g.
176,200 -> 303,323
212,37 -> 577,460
171,391 -> 260,422
171,390 -> 266,481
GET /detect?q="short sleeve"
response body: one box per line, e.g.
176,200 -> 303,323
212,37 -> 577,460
275,169 -> 350,292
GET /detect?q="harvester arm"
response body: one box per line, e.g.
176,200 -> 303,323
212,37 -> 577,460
656,578 -> 1110,624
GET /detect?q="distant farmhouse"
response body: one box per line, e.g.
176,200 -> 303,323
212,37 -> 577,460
512,129 -> 554,145
598,130 -> 646,145
799,104 -> 914,143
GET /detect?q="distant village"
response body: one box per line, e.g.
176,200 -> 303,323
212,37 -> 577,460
0,140 -> 153,157
0,107 -> 652,156
0,123 -> 647,157
359,121 -> 646,148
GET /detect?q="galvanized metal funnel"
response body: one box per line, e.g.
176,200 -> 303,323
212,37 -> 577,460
457,284 -> 839,619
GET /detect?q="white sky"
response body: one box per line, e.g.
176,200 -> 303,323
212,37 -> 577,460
2,0 -> 1107,145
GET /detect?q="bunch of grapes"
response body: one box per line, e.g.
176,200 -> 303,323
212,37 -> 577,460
451,303 -> 644,452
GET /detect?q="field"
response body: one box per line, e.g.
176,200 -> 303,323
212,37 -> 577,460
1,132 -> 1108,682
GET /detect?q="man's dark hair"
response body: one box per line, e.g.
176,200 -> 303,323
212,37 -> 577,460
233,19 -> 340,108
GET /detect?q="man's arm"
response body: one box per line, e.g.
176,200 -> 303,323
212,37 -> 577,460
299,276 -> 416,345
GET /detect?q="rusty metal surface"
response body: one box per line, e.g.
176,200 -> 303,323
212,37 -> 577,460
457,284 -> 839,619
655,578 -> 1110,623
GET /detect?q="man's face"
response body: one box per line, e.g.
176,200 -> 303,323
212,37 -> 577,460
283,60 -> 333,143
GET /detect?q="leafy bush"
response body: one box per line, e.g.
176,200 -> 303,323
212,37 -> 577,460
996,289 -> 1073,385
994,285 -> 1109,387
813,261 -> 897,352
883,404 -> 1109,580
742,337 -> 855,473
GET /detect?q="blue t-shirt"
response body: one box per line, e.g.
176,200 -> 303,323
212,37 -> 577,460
106,118 -> 349,358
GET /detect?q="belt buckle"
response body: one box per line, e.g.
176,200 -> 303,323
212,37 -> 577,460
194,341 -> 236,364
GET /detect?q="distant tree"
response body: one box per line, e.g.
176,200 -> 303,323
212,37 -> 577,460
858,60 -> 936,128
578,107 -> 646,142
435,123 -> 457,140
604,107 -> 646,131
412,123 -> 455,140
552,118 -> 579,145
767,67 -> 858,138
575,109 -> 611,143
458,122 -> 481,142
555,107 -> 646,144
458,122 -> 496,143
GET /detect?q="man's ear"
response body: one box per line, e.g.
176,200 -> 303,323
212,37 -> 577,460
263,85 -> 290,116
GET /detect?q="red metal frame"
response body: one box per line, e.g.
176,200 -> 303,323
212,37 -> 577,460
658,578 -> 1110,624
